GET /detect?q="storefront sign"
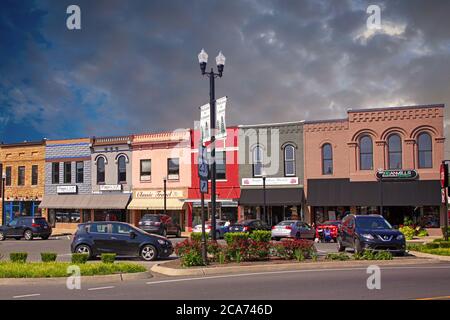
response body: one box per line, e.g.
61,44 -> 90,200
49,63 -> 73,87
242,177 -> 299,186
57,185 -> 77,194
99,184 -> 122,191
135,189 -> 185,199
376,169 -> 418,181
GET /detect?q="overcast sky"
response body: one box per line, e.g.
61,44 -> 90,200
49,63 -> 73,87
0,0 -> 449,157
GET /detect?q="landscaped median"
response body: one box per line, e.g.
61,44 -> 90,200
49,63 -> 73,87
151,231 -> 437,276
407,239 -> 450,261
0,251 -> 148,283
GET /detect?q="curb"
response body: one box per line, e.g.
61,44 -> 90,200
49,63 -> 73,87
151,257 -> 437,277
0,271 -> 152,286
408,250 -> 450,262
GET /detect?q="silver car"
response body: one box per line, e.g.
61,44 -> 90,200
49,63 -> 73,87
271,220 -> 316,241
192,220 -> 229,239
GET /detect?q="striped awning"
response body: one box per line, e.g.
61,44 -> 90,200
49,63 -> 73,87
39,194 -> 131,210
127,198 -> 185,210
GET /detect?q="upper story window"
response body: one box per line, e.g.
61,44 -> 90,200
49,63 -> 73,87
31,165 -> 38,186
52,162 -> 59,184
117,155 -> 127,183
140,159 -> 151,181
322,143 -> 333,175
284,145 -> 296,176
418,132 -> 432,168
5,166 -> 12,186
97,157 -> 105,184
359,135 -> 373,170
252,145 -> 263,177
388,134 -> 402,169
167,158 -> 180,180
64,162 -> 72,184
76,161 -> 84,184
18,166 -> 25,186
207,151 -> 226,180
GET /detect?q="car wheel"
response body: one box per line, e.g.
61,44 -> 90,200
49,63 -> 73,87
24,230 -> 33,241
141,245 -> 157,261
0,232 -> 5,241
75,244 -> 92,258
337,238 -> 346,252
354,238 -> 363,254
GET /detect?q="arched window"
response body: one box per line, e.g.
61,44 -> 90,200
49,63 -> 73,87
322,144 -> 333,175
359,135 -> 373,170
118,155 -> 127,183
97,157 -> 105,184
252,146 -> 263,177
284,145 -> 296,176
418,132 -> 432,168
388,134 -> 402,169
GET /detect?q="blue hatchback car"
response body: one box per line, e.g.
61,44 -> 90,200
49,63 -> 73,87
71,221 -> 173,261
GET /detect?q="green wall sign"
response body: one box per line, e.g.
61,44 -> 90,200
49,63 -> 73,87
376,169 -> 418,180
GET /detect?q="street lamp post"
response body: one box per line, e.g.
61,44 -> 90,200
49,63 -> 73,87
2,171 -> 5,226
198,49 -> 225,241
163,176 -> 167,216
262,170 -> 267,224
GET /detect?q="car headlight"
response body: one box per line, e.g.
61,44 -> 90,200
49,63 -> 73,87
361,234 -> 374,240
396,234 -> 404,240
157,239 -> 166,245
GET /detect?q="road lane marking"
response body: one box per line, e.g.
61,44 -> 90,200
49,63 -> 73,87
147,265 -> 450,285
87,286 -> 115,291
13,294 -> 41,299
416,295 -> 450,300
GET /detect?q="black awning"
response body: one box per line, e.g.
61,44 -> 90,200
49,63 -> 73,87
239,188 -> 304,206
306,179 -> 441,207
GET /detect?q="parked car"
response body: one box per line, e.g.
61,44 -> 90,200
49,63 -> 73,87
337,214 -> 406,255
137,214 -> 181,237
315,220 -> 341,242
271,220 -> 316,240
71,221 -> 173,261
192,220 -> 230,239
228,219 -> 271,233
0,217 -> 52,241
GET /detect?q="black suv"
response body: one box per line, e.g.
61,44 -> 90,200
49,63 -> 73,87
228,219 -> 271,233
0,217 -> 52,241
337,214 -> 406,255
71,222 -> 173,261
137,214 -> 181,237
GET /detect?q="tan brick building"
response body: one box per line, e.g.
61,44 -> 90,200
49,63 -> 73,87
0,140 -> 46,225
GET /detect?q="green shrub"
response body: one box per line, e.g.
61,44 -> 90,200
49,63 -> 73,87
425,243 -> 439,249
441,227 -> 450,238
225,239 -> 249,262
417,229 -> 429,237
374,251 -> 393,260
41,252 -> 57,263
399,226 -> 415,240
71,253 -> 89,264
247,240 -> 271,261
294,249 -> 305,262
180,250 -> 205,267
403,217 -> 414,227
10,252 -> 28,263
353,250 -> 392,260
274,239 -> 315,260
190,232 -> 203,242
438,242 -> 450,248
101,253 -> 116,264
224,232 -> 249,245
326,253 -> 350,261
249,230 -> 272,242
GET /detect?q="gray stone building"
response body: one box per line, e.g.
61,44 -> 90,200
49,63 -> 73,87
39,138 -> 93,232
90,135 -> 132,222
238,121 -> 305,225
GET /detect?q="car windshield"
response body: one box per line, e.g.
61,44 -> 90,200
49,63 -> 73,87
237,220 -> 253,225
356,217 -> 392,230
141,215 -> 160,221
33,218 -> 48,225
277,221 -> 294,226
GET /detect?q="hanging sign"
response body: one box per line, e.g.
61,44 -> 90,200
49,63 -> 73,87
376,169 -> 418,181
200,103 -> 211,143
215,96 -> 227,139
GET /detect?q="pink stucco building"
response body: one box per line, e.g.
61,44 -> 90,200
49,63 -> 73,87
304,104 -> 445,230
128,129 -> 192,229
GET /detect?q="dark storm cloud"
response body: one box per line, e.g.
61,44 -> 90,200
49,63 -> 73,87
0,0 -> 449,157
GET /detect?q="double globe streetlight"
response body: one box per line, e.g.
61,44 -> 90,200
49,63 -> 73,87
197,49 -> 225,241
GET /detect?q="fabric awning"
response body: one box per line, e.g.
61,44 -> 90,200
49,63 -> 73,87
39,194 -> 131,210
127,198 -> 185,210
239,188 -> 304,206
306,179 -> 441,206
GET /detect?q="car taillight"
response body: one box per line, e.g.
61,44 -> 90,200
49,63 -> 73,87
271,226 -> 276,229
243,226 -> 249,231
154,222 -> 161,226
285,226 -> 292,230
32,223 -> 40,227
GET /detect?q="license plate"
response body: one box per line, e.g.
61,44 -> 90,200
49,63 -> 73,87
145,222 -> 151,226
43,226 -> 48,229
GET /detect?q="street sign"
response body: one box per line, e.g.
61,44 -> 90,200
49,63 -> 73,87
200,179 -> 208,194
198,144 -> 209,179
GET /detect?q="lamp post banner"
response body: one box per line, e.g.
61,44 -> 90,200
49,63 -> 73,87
215,96 -> 227,139
200,103 -> 211,143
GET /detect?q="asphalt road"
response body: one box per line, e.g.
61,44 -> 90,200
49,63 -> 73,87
0,236 -> 341,262
1,263 -> 449,300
